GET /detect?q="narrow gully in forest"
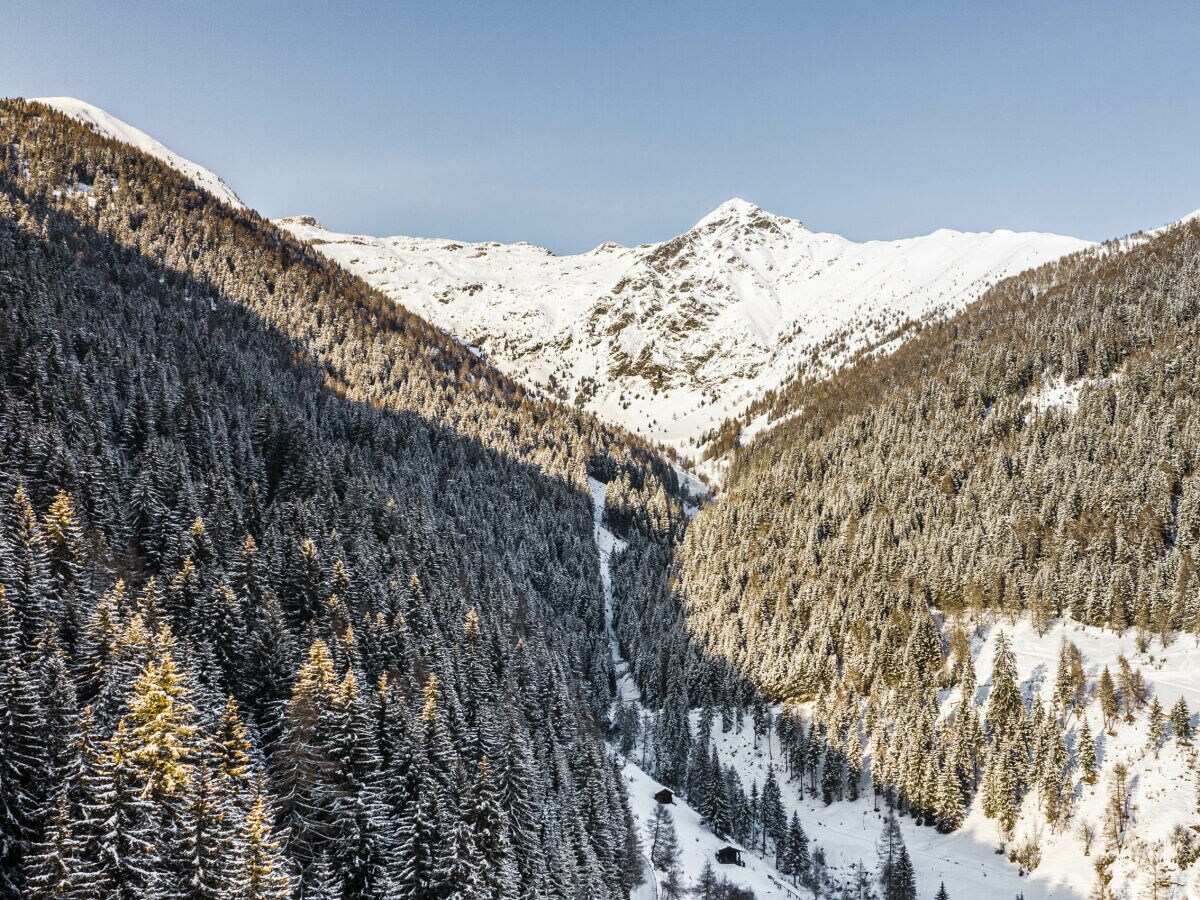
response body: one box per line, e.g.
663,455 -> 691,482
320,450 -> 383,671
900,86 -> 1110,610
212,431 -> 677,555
589,477 -> 656,899
589,476 -> 639,710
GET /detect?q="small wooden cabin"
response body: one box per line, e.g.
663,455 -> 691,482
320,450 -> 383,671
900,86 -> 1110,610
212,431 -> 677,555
715,846 -> 744,866
653,788 -> 674,805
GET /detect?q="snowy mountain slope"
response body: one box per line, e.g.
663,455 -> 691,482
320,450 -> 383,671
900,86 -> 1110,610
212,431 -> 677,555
621,616 -> 1200,900
699,616 -> 1200,900
701,711 -> 1053,900
963,618 -> 1200,899
277,201 -> 1090,459
32,97 -> 245,208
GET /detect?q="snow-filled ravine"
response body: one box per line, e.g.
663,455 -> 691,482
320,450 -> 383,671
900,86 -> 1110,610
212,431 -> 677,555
592,477 -> 809,898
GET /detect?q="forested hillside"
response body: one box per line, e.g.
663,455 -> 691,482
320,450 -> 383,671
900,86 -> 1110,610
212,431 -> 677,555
0,99 -> 682,900
683,220 -> 1200,694
647,215 -> 1200,893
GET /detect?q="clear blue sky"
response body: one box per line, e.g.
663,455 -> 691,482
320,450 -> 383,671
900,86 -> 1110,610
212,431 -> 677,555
6,1 -> 1198,252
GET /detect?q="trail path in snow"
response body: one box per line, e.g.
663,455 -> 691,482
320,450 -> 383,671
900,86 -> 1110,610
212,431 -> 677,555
632,854 -> 657,900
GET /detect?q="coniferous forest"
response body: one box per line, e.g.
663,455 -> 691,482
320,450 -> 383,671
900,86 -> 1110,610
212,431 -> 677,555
0,99 -> 696,900
640,213 -> 1200,851
5,86 -> 1200,900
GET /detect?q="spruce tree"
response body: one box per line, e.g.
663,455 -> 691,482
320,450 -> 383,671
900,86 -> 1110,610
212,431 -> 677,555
934,754 -> 966,833
174,761 -> 240,900
470,757 -> 519,900
878,811 -> 916,900
234,785 -> 291,900
648,804 -> 679,872
1,485 -> 51,648
1170,696 -> 1192,745
783,811 -> 810,887
1040,721 -> 1072,828
23,794 -> 83,900
986,632 -> 1025,746
692,861 -> 719,900
41,490 -> 89,651
496,717 -> 547,899
0,604 -> 46,896
212,695 -> 255,804
121,647 -> 201,802
276,638 -> 340,876
980,735 -> 1020,842
1147,696 -> 1166,755
1078,717 -> 1098,785
1097,669 -> 1118,733
84,721 -> 160,899
328,668 -> 392,900
708,749 -> 732,839
761,765 -> 786,851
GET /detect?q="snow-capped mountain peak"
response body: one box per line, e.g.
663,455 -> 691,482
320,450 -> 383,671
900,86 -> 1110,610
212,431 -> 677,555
691,196 -> 792,230
277,204 -> 1091,463
32,97 -> 245,209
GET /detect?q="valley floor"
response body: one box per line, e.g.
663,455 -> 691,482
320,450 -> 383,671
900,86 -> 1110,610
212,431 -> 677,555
592,478 -> 1200,899
591,476 -> 807,898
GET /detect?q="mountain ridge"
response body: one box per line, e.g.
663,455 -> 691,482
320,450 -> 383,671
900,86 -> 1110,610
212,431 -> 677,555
277,201 -> 1091,464
32,96 -> 245,209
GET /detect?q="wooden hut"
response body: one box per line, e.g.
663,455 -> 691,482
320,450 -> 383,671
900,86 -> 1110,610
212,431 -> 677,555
653,788 -> 674,805
715,846 -> 744,866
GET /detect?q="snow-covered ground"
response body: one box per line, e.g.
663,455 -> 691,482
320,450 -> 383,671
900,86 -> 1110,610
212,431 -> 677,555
1024,372 -> 1123,417
624,762 -> 809,899
32,97 -> 245,209
590,477 -> 640,708
279,202 -> 1090,461
594,469 -> 1200,899
698,617 -> 1200,899
738,409 -> 802,448
969,618 -> 1200,898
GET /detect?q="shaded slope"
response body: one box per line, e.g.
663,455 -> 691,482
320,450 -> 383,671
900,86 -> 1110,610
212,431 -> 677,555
0,98 -> 665,899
